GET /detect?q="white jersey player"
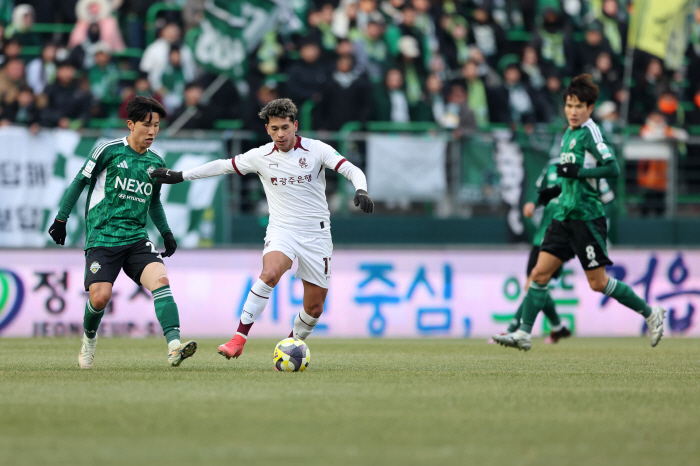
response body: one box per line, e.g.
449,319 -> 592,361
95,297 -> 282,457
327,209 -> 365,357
150,98 -> 374,360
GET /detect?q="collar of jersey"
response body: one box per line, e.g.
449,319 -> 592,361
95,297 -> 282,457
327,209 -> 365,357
122,136 -> 148,156
573,118 -> 594,131
267,136 -> 308,155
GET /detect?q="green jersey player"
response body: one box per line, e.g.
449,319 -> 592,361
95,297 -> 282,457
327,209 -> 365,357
494,74 -> 666,351
494,157 -> 616,344
47,96 -> 197,368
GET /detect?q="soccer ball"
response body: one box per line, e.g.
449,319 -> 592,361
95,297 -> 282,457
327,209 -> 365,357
273,338 -> 310,372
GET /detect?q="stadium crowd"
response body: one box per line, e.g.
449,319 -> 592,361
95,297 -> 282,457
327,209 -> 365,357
0,0 -> 696,136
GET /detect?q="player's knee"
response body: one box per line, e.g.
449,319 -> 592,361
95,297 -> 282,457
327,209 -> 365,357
588,276 -> 607,293
305,302 -> 324,318
157,276 -> 169,286
259,270 -> 281,287
90,290 -> 111,309
530,268 -> 551,285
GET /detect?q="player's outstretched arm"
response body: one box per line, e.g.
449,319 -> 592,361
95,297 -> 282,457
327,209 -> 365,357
150,167 -> 184,184
151,159 -> 239,184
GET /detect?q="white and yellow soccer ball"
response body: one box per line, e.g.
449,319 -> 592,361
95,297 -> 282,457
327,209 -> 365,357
273,338 -> 310,372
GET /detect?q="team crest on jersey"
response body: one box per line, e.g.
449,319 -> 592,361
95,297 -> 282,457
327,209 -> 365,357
90,262 -> 101,274
299,157 -> 308,168
569,138 -> 576,149
146,166 -> 155,175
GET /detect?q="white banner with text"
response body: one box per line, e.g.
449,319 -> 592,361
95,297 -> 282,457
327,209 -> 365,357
1,249 -> 697,338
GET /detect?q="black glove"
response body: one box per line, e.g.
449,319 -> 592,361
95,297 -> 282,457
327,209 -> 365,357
48,219 -> 66,245
354,189 -> 374,213
150,168 -> 184,184
162,232 -> 177,257
556,163 -> 580,179
536,185 -> 562,206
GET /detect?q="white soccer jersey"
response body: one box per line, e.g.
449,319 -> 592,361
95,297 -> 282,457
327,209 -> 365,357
182,136 -> 367,238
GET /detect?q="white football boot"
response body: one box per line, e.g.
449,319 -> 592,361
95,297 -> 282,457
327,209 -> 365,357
493,330 -> 532,351
646,306 -> 666,347
78,334 -> 98,369
168,340 -> 197,367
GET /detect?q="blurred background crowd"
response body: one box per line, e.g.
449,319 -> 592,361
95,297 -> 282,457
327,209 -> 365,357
0,0 -> 697,225
0,0 -> 694,134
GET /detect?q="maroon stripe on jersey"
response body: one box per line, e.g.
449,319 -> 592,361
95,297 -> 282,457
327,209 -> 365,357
232,157 -> 242,176
250,290 -> 269,299
295,136 -> 309,151
334,158 -> 347,172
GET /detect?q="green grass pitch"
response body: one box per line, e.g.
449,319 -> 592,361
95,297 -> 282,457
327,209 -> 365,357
1,337 -> 699,466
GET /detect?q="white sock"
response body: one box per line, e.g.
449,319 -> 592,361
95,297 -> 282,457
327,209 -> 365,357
168,339 -> 181,351
292,309 -> 319,340
240,279 -> 273,325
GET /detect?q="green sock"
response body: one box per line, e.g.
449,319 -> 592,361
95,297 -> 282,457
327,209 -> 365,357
541,292 -> 561,327
84,300 -> 105,338
520,282 -> 549,333
152,286 -> 181,343
604,278 -> 652,318
507,301 -> 523,332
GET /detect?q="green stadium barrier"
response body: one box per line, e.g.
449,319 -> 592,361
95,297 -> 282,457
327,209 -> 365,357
87,118 -> 124,129
113,48 -> 144,58
213,119 -> 245,130
225,215 -> 509,244
299,100 -> 315,132
365,121 -> 440,132
32,23 -> 74,33
505,30 -> 531,42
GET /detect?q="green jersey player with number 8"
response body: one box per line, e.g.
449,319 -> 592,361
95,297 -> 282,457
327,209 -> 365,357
493,74 -> 666,351
47,96 -> 196,369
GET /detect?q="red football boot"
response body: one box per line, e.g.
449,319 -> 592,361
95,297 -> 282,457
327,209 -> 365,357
218,334 -> 247,359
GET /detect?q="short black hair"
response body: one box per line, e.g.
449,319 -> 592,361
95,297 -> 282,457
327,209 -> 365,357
258,98 -> 297,123
126,95 -> 166,123
564,74 -> 599,107
56,59 -> 74,69
185,81 -> 203,91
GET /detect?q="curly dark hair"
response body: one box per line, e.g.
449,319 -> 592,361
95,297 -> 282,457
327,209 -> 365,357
258,98 -> 297,123
126,95 -> 166,123
563,74 -> 599,107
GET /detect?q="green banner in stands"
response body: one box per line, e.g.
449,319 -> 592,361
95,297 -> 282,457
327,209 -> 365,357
0,127 -> 226,248
185,0 -> 278,80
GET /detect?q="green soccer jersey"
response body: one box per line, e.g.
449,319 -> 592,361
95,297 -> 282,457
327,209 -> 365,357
532,157 -> 616,246
57,137 -> 170,249
554,118 -> 617,221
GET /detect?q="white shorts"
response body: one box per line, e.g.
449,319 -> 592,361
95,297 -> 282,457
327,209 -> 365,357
263,230 -> 333,289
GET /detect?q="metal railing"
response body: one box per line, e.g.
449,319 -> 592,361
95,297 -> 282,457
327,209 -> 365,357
82,125 -> 700,221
